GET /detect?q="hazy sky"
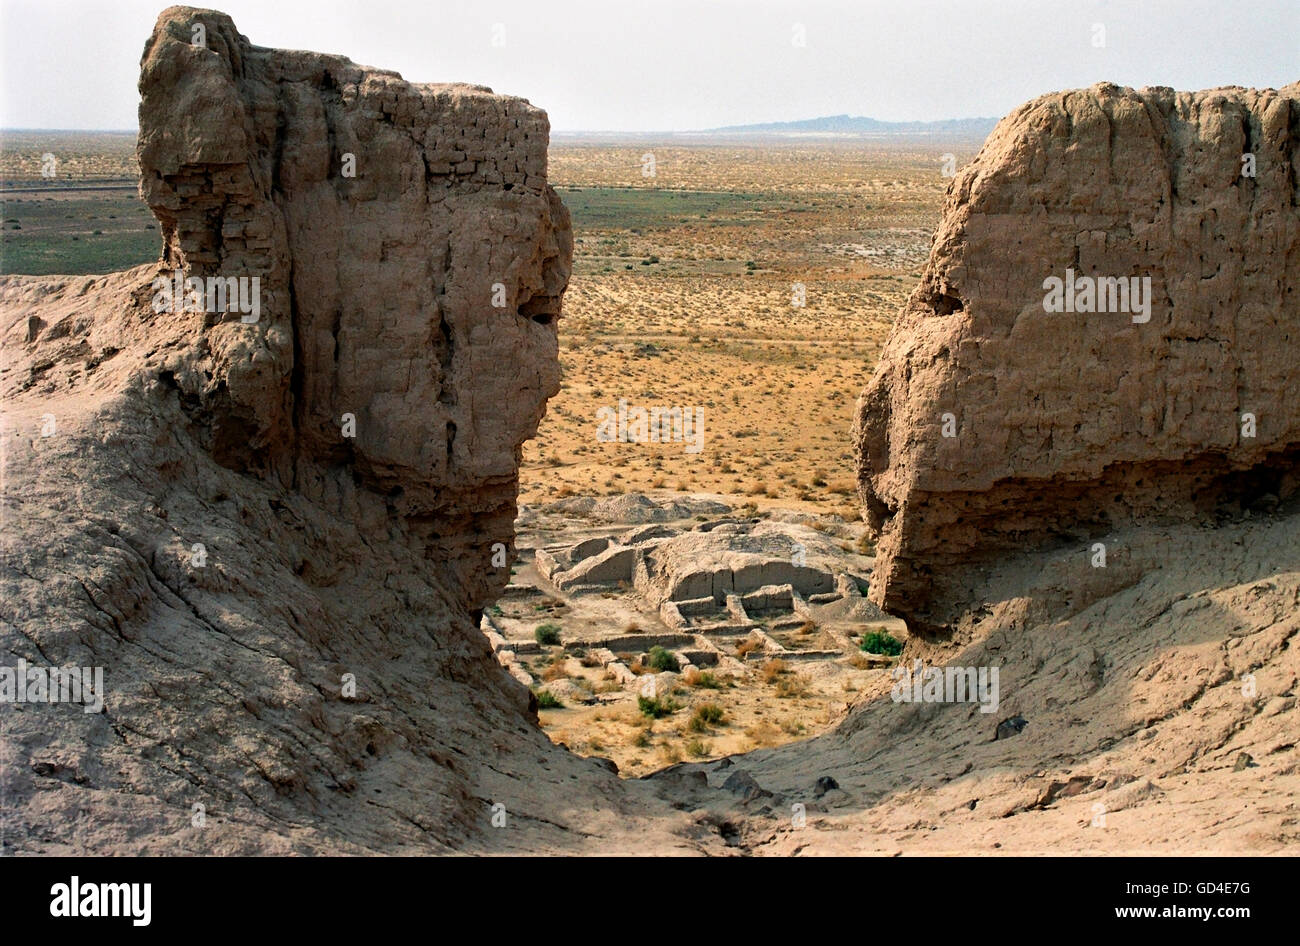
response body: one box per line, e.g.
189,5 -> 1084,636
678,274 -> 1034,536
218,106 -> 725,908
2,0 -> 1296,131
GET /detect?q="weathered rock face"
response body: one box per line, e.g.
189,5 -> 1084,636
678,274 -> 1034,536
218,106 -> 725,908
136,6 -> 572,612
0,9 -> 699,855
856,81 -> 1300,633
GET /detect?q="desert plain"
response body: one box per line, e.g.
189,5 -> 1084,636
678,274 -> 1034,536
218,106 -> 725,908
2,131 -> 981,774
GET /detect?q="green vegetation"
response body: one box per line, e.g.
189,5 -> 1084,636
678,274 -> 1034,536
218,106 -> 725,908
687,703 -> 727,732
555,186 -> 775,232
536,690 -> 563,709
534,623 -> 562,645
637,695 -> 680,718
647,645 -> 679,672
0,192 -> 160,276
860,629 -> 903,656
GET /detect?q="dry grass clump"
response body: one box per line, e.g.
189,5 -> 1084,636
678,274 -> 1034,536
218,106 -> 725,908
776,674 -> 809,699
541,660 -> 571,682
744,720 -> 782,748
687,703 -> 727,732
685,667 -> 722,688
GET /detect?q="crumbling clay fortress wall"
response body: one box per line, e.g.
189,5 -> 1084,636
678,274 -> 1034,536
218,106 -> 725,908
856,82 -> 1300,634
136,7 -> 572,611
0,7 -> 700,854
723,82 -> 1299,855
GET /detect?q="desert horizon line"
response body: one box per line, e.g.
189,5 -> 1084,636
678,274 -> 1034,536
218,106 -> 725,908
1,112 -> 1004,137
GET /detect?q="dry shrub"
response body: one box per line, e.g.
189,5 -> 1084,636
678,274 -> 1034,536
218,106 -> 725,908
744,721 -> 782,748
776,673 -> 809,699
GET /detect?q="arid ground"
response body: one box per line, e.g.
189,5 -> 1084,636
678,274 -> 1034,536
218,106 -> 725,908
2,134 -> 978,516
527,139 -> 981,513
2,131 -> 982,772
5,75 -> 1297,857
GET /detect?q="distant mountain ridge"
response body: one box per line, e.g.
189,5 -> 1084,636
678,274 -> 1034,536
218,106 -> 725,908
703,114 -> 998,136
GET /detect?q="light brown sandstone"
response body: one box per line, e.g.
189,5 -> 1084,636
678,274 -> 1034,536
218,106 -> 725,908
0,7 -> 698,855
856,81 -> 1300,633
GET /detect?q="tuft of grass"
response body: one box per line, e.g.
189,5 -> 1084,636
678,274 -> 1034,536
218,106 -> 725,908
534,623 -> 562,645
744,721 -> 782,748
637,695 -> 680,718
776,674 -> 809,699
647,645 -> 679,672
760,658 -> 789,684
685,738 -> 709,758
536,690 -> 563,709
687,703 -> 727,732
690,670 -> 722,689
860,629 -> 903,656
541,660 -> 570,682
